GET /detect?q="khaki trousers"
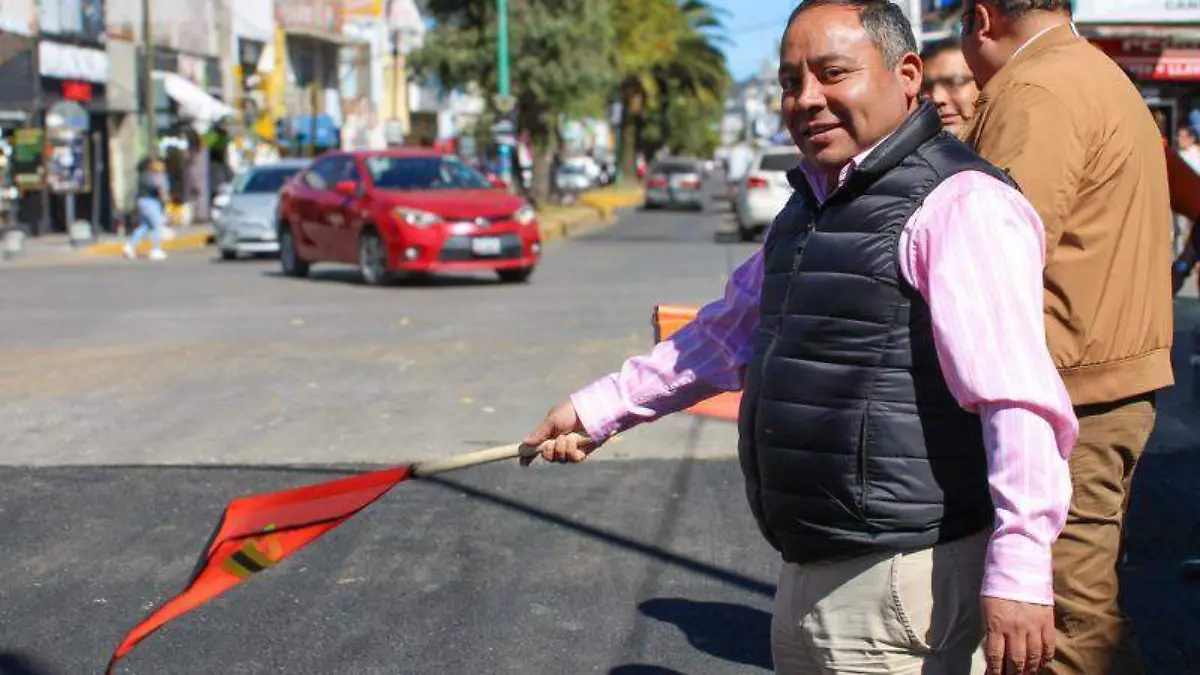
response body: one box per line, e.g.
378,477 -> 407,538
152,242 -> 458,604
771,531 -> 988,674
1047,395 -> 1156,675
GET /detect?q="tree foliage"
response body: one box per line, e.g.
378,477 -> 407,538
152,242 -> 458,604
613,0 -> 730,179
411,0 -> 730,197
411,0 -> 617,202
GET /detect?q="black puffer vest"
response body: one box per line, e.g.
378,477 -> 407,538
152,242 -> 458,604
737,102 -> 1015,564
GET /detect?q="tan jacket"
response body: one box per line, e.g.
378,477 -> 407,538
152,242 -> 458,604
965,24 -> 1174,406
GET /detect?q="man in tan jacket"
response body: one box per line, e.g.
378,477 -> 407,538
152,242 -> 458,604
960,1 -> 1174,674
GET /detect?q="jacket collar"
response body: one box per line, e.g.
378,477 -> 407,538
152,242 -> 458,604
787,100 -> 943,203
976,23 -> 1079,107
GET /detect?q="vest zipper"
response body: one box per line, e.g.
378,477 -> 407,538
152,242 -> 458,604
756,198 -> 818,462
759,191 -> 822,387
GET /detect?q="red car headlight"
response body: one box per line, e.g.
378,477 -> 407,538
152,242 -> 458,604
392,207 -> 442,228
513,204 -> 536,225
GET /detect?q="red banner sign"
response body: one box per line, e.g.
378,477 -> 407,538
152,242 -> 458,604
1092,37 -> 1200,82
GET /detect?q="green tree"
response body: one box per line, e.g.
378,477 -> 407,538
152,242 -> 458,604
613,0 -> 729,179
411,0 -> 616,204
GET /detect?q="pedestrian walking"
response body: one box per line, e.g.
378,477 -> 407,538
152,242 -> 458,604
1173,126 -> 1200,255
919,37 -> 979,138
123,158 -> 171,261
524,2 -> 1077,673
961,2 -> 1175,674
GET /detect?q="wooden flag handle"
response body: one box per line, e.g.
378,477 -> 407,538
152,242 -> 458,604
409,433 -> 594,478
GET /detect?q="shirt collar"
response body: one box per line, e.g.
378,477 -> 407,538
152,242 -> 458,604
797,132 -> 894,204
1013,21 -> 1078,58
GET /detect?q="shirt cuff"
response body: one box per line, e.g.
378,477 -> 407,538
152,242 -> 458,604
570,374 -> 629,441
982,533 -> 1055,605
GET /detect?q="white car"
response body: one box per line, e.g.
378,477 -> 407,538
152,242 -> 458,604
214,159 -> 310,259
734,146 -> 802,241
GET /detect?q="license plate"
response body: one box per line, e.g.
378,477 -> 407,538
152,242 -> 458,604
471,237 -> 502,256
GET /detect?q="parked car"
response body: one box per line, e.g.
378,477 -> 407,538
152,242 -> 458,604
723,142 -> 757,202
734,146 -> 802,241
555,163 -> 593,195
214,159 -> 311,259
644,158 -> 705,211
277,149 -> 542,285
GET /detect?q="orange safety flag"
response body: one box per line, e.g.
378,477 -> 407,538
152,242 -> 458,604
653,303 -> 742,422
105,465 -> 411,674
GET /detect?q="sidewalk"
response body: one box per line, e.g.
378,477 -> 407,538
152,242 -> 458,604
0,225 -> 214,267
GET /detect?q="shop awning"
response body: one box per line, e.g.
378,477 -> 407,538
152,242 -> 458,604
153,71 -> 235,132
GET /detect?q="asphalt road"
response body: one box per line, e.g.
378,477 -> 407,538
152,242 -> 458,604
0,200 -> 1197,674
0,206 -> 755,466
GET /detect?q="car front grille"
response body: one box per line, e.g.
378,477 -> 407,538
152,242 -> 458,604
439,234 -> 523,262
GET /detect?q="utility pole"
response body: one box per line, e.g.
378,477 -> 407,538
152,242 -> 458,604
496,0 -> 512,185
143,0 -> 157,159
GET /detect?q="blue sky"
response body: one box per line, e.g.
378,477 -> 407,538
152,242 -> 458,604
712,0 -> 799,82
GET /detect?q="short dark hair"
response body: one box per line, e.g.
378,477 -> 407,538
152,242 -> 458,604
919,36 -> 963,62
787,0 -> 918,67
973,0 -> 1072,18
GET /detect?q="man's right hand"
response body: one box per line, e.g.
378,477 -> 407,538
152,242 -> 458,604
520,399 -> 594,467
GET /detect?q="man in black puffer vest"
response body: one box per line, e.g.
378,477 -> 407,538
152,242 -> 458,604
523,2 -> 1078,674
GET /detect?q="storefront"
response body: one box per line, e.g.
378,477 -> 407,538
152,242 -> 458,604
229,0 -> 276,169
0,27 -> 35,231
36,39 -> 114,234
1088,33 -> 1200,134
276,0 -> 358,156
1076,1 -> 1200,138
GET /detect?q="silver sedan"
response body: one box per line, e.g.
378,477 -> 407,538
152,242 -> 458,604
214,159 -> 310,259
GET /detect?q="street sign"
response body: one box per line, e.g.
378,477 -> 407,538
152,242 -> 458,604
493,94 -> 516,114
46,134 -> 89,194
1074,0 -> 1200,23
46,100 -> 89,139
491,119 -> 516,147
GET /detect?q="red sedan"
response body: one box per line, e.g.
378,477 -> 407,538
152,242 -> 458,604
276,149 -> 543,285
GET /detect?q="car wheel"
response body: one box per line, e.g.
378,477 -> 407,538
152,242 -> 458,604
279,227 -> 310,278
359,230 -> 389,286
497,267 -> 534,284
220,249 -> 237,261
738,222 -> 756,242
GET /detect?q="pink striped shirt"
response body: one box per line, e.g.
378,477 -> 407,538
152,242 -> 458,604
570,159 -> 1079,606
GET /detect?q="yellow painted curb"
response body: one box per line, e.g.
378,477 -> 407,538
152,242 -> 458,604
85,230 -> 213,257
578,188 -> 645,221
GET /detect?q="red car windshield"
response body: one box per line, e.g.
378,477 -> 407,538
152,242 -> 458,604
364,156 -> 492,191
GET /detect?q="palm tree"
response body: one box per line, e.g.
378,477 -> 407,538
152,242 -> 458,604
613,0 -> 729,179
652,1 -> 730,155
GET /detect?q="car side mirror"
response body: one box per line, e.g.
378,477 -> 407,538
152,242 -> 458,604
334,180 -> 359,197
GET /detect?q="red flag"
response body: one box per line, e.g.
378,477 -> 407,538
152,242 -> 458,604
104,438 -> 578,673
105,465 -> 410,674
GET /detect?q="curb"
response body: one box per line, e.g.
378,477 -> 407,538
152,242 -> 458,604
539,208 -> 604,242
84,230 -> 213,257
578,189 -> 645,221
